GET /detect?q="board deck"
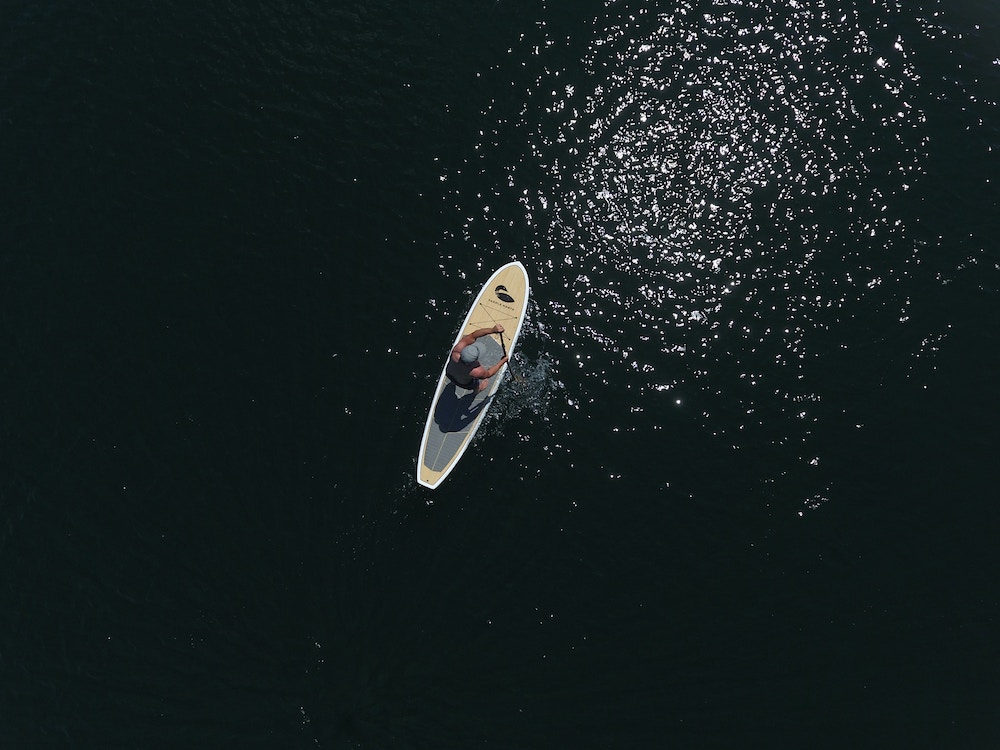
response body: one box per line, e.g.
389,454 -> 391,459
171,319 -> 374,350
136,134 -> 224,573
417,262 -> 530,489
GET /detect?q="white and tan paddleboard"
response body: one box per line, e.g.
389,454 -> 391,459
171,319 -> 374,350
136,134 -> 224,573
417,261 -> 530,489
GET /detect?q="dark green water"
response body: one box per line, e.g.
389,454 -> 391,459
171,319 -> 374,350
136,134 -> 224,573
3,0 -> 999,747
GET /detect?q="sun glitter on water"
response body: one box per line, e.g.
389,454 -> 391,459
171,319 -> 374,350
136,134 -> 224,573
435,0 -> 983,510
511,0 -> 929,383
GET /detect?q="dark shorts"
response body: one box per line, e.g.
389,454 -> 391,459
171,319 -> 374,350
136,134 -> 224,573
447,373 -> 480,391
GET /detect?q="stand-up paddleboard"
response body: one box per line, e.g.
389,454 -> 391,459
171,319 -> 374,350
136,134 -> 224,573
417,261 -> 530,489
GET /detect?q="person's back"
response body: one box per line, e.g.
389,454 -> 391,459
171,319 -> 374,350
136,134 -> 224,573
445,325 -> 507,394
446,347 -> 478,387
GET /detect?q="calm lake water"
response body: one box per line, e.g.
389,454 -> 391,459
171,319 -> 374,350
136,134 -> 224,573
3,1 -> 999,747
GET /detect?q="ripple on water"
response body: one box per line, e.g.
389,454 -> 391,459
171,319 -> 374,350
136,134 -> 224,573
437,0 -> 992,507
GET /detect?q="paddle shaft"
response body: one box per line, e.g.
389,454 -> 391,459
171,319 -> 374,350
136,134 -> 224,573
498,330 -> 522,383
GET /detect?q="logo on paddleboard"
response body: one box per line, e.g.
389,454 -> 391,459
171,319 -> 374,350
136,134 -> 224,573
494,285 -> 515,303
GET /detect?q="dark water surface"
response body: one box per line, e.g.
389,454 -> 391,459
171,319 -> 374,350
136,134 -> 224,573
3,0 -> 1000,747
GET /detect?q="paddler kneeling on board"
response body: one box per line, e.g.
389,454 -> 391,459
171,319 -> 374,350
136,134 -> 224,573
446,324 -> 508,394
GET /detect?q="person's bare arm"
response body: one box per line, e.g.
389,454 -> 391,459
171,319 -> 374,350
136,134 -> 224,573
454,324 -> 505,355
478,356 -> 508,379
467,324 -> 503,341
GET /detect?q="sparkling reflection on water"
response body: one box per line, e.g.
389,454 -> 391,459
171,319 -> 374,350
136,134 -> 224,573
438,0 -> 988,510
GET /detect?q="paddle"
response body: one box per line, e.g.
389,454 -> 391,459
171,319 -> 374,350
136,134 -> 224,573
498,329 -> 523,383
